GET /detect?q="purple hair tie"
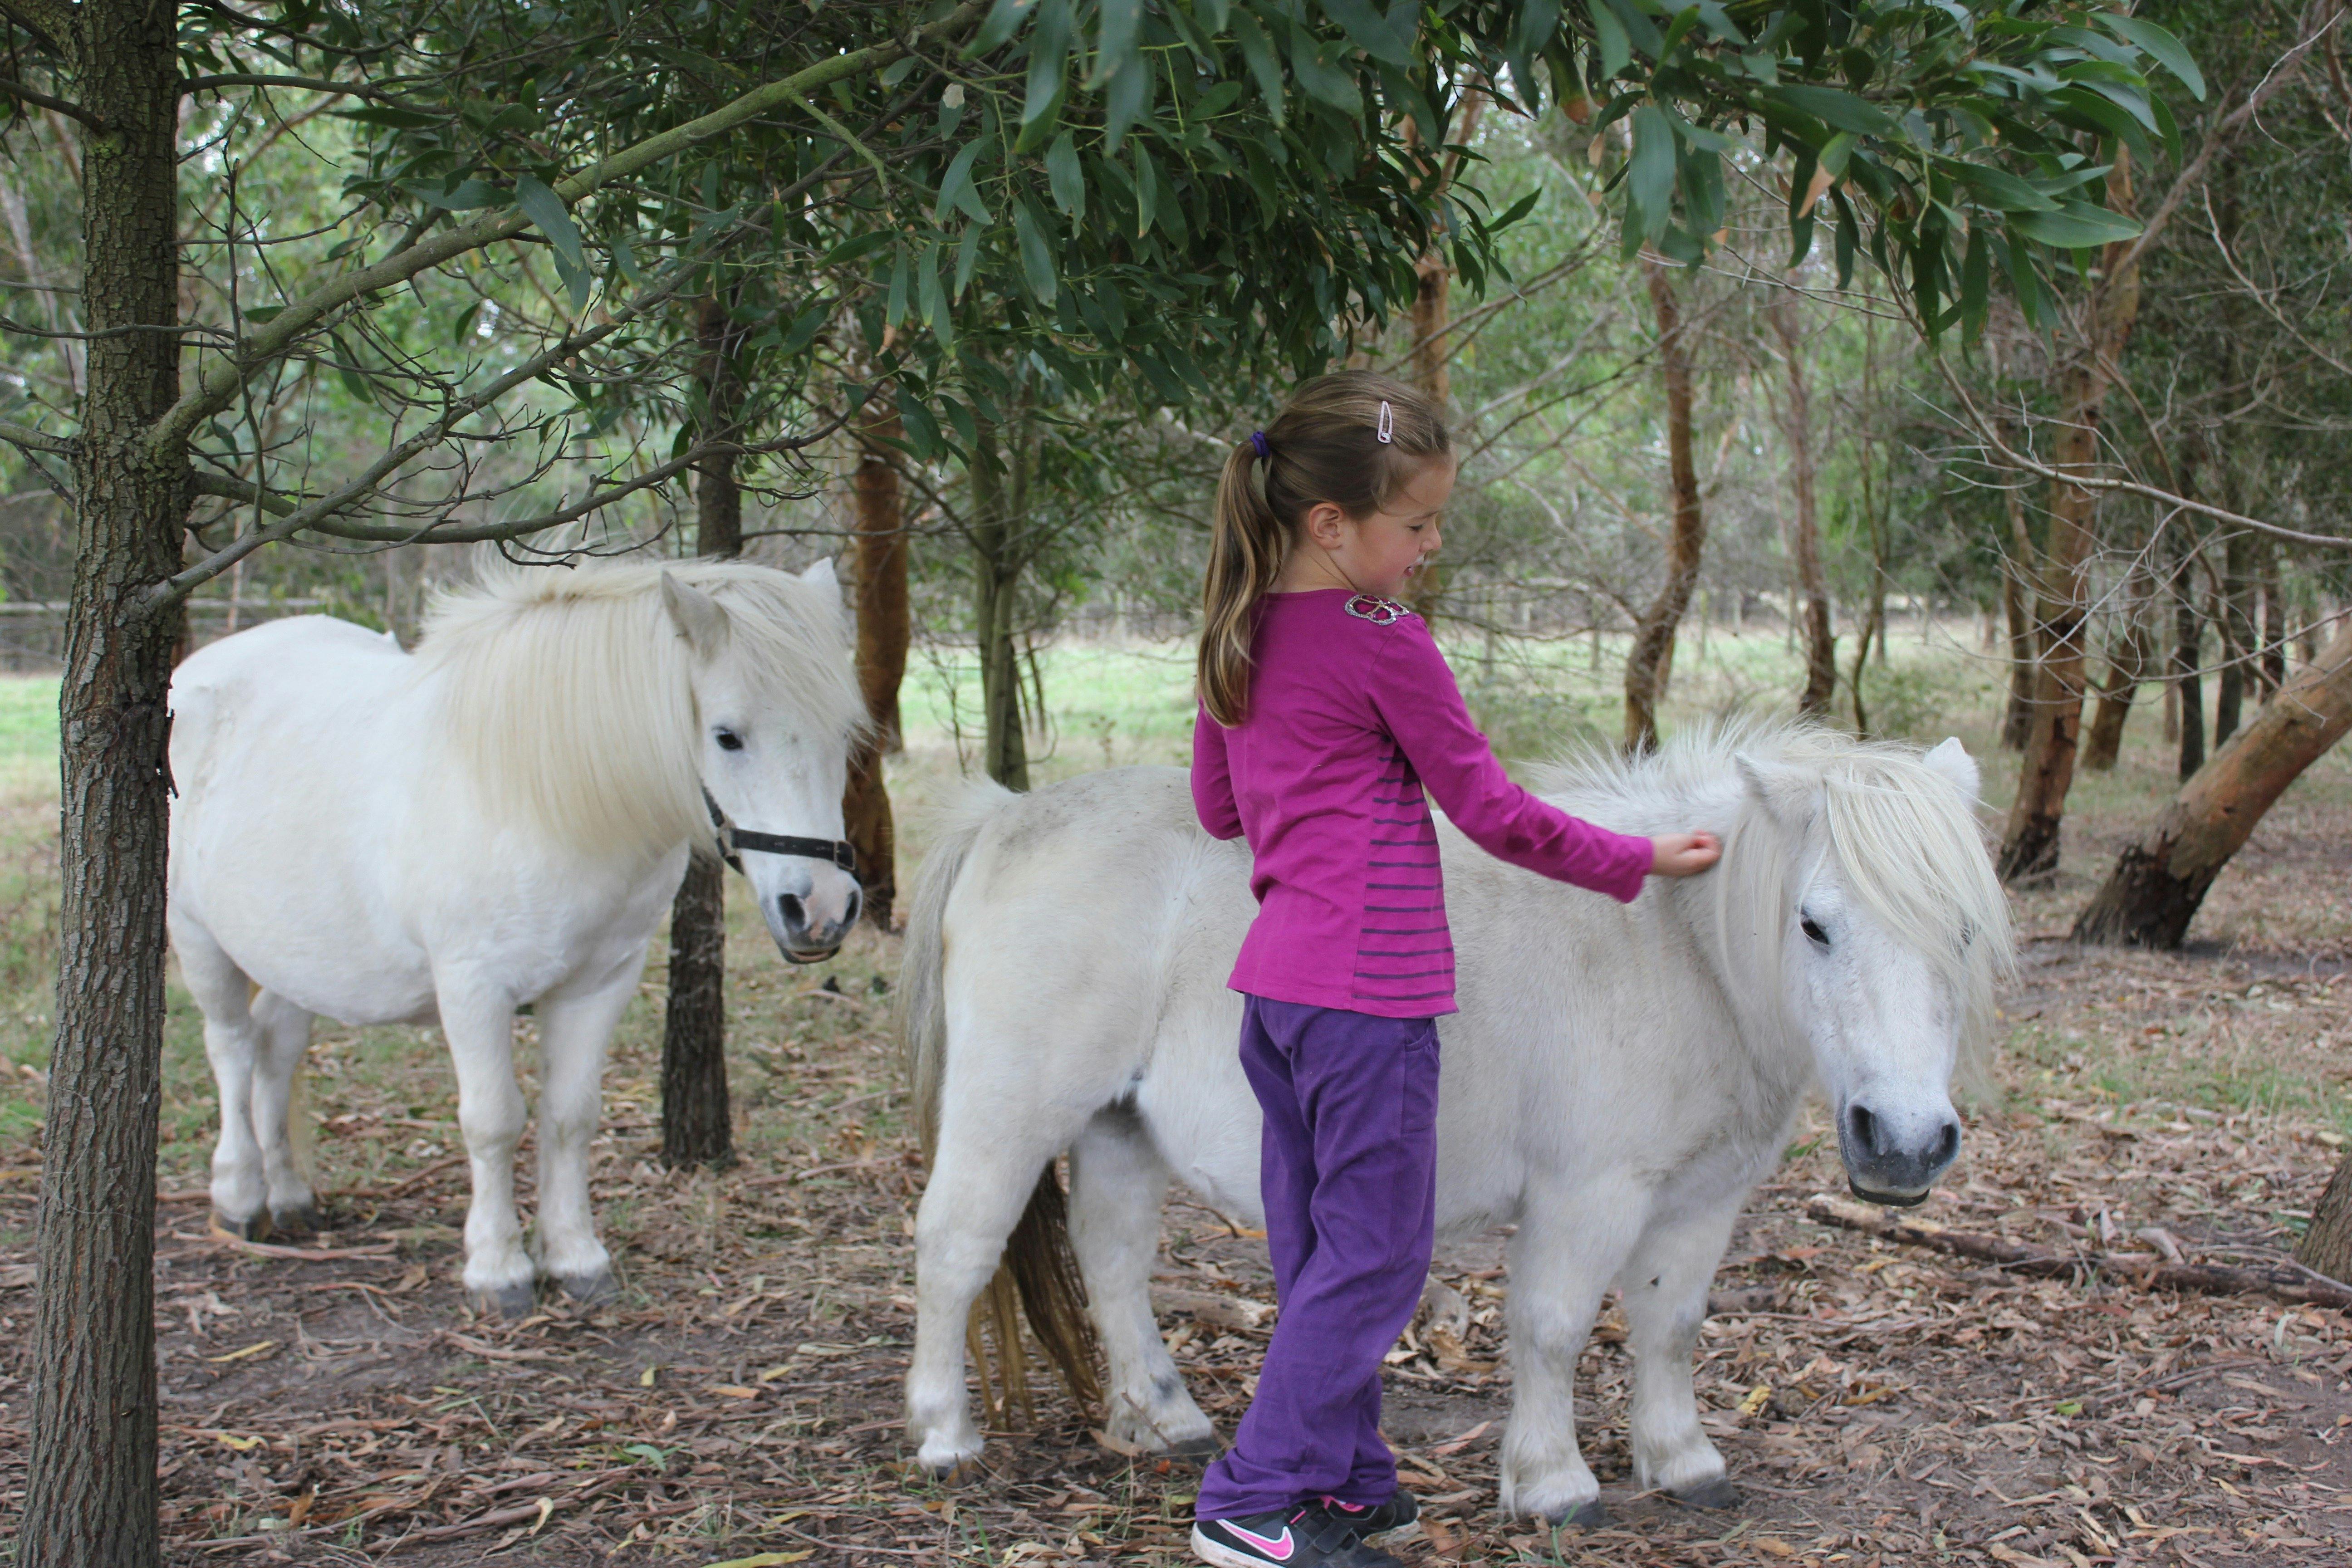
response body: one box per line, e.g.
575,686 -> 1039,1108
1250,431 -> 1270,460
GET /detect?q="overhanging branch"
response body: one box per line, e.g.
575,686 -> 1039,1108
145,0 -> 987,460
0,75 -> 104,132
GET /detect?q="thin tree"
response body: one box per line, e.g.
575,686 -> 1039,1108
1767,278 -> 1835,717
1624,255 -> 1705,752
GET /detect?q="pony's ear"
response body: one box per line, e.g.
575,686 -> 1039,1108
1735,752 -> 1813,828
661,572 -> 732,660
1921,736 -> 1980,802
800,557 -> 840,591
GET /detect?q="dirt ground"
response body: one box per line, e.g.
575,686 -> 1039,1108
0,698 -> 2347,1568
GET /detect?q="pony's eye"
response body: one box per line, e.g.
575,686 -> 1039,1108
1800,914 -> 1830,948
715,728 -> 745,752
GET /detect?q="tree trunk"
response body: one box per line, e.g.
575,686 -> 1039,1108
24,3 -> 186,1562
659,293 -> 744,1171
2172,526 -> 2207,782
970,421 -> 1029,790
1400,95 -> 1478,617
1768,281 -> 1834,718
1999,153 -> 2140,882
1999,481 -> 2037,751
842,395 -> 908,927
2214,526 -> 2254,746
2258,536 -> 2286,696
2299,1152 -> 2352,1285
2081,565 -> 2156,773
1623,257 -> 1705,754
2072,616 -> 2352,948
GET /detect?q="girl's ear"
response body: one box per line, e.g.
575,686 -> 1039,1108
1301,500 -> 1350,550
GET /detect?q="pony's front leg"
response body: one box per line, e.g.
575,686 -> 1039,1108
1619,1204 -> 1741,1509
435,983 -> 534,1317
531,964 -> 642,1306
1500,1182 -> 1645,1525
1067,1108 -> 1215,1458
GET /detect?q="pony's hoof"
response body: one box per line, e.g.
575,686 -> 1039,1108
554,1270 -> 619,1307
269,1203 -> 326,1237
211,1210 -> 270,1243
908,1455 -> 982,1486
1554,1501 -> 1609,1529
1669,1478 -> 1740,1511
469,1282 -> 537,1319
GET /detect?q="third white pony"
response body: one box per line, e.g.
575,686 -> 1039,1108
168,559 -> 864,1312
899,723 -> 2010,1522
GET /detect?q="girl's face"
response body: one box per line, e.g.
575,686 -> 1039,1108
1298,456 -> 1456,599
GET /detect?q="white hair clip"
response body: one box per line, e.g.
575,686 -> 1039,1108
1376,400 -> 1394,444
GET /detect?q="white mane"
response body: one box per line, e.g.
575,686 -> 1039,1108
415,559 -> 864,857
1534,719 -> 2015,1079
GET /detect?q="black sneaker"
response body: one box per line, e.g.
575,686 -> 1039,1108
1319,1490 -> 1418,1539
1191,1502 -> 1401,1568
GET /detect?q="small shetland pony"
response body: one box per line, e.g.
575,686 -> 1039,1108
167,560 -> 864,1313
898,724 -> 2010,1522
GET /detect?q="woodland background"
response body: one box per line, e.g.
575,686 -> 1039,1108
2,0 -> 2351,1563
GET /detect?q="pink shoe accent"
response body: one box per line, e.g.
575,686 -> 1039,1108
1224,1523 -> 1295,1561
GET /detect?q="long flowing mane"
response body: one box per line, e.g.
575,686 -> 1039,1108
415,559 -> 863,857
1534,720 -> 2015,1080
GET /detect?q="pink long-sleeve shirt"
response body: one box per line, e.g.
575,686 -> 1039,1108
1191,589 -> 1653,1019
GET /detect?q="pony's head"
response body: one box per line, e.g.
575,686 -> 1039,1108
1713,728 -> 2013,1205
423,556 -> 867,961
660,560 -> 867,960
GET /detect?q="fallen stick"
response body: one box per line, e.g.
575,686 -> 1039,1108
1804,1195 -> 2352,1311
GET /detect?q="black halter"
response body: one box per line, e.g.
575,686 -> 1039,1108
701,787 -> 858,878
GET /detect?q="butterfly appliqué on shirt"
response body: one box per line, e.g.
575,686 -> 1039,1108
1343,593 -> 1408,625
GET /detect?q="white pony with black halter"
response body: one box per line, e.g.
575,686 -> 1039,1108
167,559 -> 864,1312
898,722 -> 2011,1522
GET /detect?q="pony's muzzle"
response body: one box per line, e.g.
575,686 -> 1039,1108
777,875 -> 861,962
1837,1098 -> 1961,1206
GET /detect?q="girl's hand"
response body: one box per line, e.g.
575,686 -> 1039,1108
1650,831 -> 1721,877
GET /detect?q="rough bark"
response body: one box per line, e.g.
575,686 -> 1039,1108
1999,480 -> 2038,751
970,421 -> 1029,790
2214,526 -> 2254,746
2171,524 -> 2208,781
1622,258 -> 1705,754
1999,153 -> 2140,883
2258,535 -> 2286,695
842,392 -> 907,927
2072,617 -> 2352,948
1768,282 -> 1835,718
2081,566 -> 2156,772
24,2 -> 186,1562
659,293 -> 744,1171
2300,1152 -> 2352,1287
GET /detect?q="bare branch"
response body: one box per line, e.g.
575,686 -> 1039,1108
0,417 -> 71,456
1934,358 -> 2352,550
145,0 -> 988,460
0,76 -> 105,132
0,0 -> 70,54
180,74 -> 395,99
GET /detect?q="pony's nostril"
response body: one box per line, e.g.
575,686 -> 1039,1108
1846,1102 -> 1882,1155
779,893 -> 807,932
1931,1118 -> 1961,1168
843,884 -> 864,929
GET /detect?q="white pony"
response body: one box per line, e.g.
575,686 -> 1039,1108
167,559 -> 865,1313
899,724 -> 2011,1523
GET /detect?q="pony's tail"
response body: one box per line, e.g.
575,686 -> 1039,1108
898,784 -> 1101,1426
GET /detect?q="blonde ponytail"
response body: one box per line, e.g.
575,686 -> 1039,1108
1196,371 -> 1451,725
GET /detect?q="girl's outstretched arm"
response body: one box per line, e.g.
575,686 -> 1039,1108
1190,703 -> 1244,840
1367,620 -> 1656,901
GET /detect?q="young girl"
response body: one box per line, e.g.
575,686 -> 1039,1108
1186,372 -> 1721,1568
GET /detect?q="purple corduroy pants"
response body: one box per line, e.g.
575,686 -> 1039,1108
1195,995 -> 1441,1521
